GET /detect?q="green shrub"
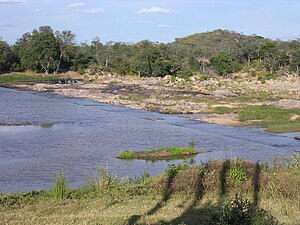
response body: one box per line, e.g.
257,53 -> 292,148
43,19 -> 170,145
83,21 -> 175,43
175,69 -> 193,79
165,162 -> 189,178
129,169 -> 150,184
200,75 -> 210,81
210,195 -> 280,225
97,167 -> 119,191
211,52 -> 242,76
228,165 -> 247,184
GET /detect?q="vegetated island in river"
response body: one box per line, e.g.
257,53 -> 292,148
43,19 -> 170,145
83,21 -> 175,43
116,147 -> 203,160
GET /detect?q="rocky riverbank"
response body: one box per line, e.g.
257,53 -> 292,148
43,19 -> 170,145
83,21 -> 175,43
8,72 -> 300,128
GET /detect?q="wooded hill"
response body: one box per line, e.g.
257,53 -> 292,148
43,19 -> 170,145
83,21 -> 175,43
0,27 -> 299,78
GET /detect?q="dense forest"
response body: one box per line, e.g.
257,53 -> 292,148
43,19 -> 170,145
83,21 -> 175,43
1,26 -> 300,78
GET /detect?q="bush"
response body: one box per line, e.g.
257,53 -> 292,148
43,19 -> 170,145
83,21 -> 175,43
210,195 -> 280,225
228,165 -> 247,184
175,69 -> 193,79
211,52 -> 242,76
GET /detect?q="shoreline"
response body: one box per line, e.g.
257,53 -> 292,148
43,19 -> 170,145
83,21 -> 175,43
2,73 -> 300,132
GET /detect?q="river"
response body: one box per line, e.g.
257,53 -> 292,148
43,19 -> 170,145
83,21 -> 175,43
0,87 -> 299,193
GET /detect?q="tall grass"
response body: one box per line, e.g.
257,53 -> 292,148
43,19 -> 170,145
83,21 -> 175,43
87,166 -> 119,192
53,172 -> 67,200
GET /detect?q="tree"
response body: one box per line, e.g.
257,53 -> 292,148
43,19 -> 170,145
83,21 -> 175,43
259,41 -> 280,74
289,40 -> 300,75
239,35 -> 262,67
55,30 -> 76,73
130,41 -> 173,77
211,52 -> 241,76
109,42 -> 134,75
0,39 -> 14,73
12,32 -> 31,71
91,37 -> 103,66
72,42 -> 94,74
22,26 -> 60,73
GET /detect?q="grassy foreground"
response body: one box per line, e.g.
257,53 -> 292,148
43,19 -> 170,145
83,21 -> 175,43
1,156 -> 300,225
117,147 -> 203,160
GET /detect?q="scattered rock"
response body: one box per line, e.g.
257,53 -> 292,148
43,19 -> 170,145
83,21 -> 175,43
277,100 -> 300,109
144,118 -> 164,121
294,137 -> 300,141
290,115 -> 300,121
162,75 -> 172,83
212,89 -> 238,97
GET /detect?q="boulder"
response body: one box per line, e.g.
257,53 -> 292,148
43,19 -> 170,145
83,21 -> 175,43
212,89 -> 238,97
294,136 -> 300,141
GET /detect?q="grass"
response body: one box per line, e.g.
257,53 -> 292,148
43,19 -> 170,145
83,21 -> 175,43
53,172 -> 67,200
0,74 -> 62,83
212,105 -> 300,133
1,156 -> 300,224
116,147 -> 203,160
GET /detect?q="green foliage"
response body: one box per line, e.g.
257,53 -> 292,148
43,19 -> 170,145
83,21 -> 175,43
212,105 -> 300,133
21,26 -> 60,73
211,195 -> 279,225
259,41 -> 282,74
55,30 -> 76,73
175,69 -> 193,79
213,107 -> 236,114
211,52 -> 242,75
87,167 -> 120,192
129,169 -> 150,184
116,150 -> 137,159
130,41 -> 173,77
199,75 -> 210,81
53,172 -> 67,200
0,39 -> 14,73
228,165 -> 247,184
2,27 -> 300,77
164,162 -> 189,177
117,147 -> 202,160
0,74 -> 61,83
97,167 -> 119,191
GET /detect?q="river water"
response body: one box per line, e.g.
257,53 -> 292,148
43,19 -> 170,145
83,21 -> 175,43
0,87 -> 299,193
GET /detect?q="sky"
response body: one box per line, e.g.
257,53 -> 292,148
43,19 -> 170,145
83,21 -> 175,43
1,0 -> 300,45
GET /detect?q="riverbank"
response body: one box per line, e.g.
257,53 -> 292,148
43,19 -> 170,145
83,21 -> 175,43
5,72 -> 300,133
1,157 -> 300,225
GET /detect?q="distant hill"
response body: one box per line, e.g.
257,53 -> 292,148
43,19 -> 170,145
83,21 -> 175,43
173,29 -> 266,57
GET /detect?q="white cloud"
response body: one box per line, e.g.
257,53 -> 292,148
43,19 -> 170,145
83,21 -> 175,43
66,2 -> 85,8
82,7 -> 105,14
137,7 -> 171,14
157,24 -> 172,28
0,0 -> 24,4
35,8 -> 42,12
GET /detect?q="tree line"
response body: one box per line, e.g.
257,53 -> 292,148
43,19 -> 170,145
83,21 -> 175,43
1,26 -> 300,77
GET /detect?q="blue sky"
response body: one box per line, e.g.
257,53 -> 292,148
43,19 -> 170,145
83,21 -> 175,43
1,0 -> 300,44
